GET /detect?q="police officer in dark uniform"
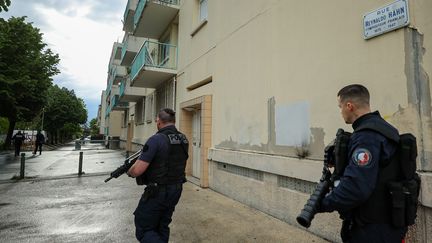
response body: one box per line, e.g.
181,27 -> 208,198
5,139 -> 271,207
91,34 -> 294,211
127,108 -> 189,243
12,131 -> 25,157
319,84 -> 407,242
33,130 -> 45,155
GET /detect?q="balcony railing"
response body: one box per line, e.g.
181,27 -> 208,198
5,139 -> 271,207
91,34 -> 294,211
111,95 -> 129,111
133,0 -> 180,38
124,0 -> 133,23
119,80 -> 126,98
133,0 -> 146,30
124,0 -> 138,32
130,41 -> 177,88
121,38 -> 129,62
120,34 -> 146,66
119,77 -> 147,102
131,41 -> 177,79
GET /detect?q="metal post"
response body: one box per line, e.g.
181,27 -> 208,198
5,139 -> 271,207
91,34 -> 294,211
41,107 -> 44,131
126,151 -> 129,159
20,153 -> 25,179
78,152 -> 83,176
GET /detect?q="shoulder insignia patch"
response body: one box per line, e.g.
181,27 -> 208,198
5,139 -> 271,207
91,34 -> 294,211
352,148 -> 372,167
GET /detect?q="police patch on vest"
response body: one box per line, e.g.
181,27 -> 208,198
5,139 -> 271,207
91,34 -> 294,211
352,148 -> 372,166
168,134 -> 188,144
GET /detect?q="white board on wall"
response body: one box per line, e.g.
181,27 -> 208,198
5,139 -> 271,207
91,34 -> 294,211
275,101 -> 310,146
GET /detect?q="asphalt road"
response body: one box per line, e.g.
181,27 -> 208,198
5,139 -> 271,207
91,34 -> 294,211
0,143 -> 328,243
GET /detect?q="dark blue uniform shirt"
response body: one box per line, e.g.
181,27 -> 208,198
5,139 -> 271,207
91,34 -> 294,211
138,126 -> 173,163
322,112 -> 397,213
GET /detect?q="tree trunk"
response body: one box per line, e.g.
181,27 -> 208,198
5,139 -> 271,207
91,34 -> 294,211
4,118 -> 16,149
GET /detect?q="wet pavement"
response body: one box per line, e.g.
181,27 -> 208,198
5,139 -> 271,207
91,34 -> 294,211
0,143 -> 328,243
0,142 -> 124,181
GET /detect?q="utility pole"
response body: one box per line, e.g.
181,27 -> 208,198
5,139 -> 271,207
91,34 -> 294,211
41,108 -> 45,131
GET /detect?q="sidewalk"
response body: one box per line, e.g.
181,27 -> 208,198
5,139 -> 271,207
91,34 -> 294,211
0,144 -> 328,242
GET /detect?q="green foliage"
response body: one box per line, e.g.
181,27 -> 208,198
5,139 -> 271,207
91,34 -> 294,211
0,0 -> 11,12
0,16 -> 60,146
61,122 -> 82,139
0,17 -> 60,122
0,117 -> 8,134
44,85 -> 87,139
89,118 -> 100,135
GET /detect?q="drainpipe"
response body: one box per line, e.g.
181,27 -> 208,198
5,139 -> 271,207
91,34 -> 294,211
173,77 -> 177,110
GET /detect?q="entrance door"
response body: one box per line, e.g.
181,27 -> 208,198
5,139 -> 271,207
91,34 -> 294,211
192,110 -> 201,179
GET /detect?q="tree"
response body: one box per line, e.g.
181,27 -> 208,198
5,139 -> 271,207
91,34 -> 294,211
89,118 -> 100,136
43,85 -> 87,143
0,0 -> 11,12
0,17 -> 60,147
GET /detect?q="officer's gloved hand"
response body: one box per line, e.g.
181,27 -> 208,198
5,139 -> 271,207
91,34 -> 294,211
324,145 -> 335,168
316,197 -> 333,213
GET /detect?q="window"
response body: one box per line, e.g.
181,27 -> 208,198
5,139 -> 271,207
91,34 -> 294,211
122,110 -> 128,128
199,0 -> 208,22
145,93 -> 155,123
135,98 -> 145,124
155,80 -> 175,113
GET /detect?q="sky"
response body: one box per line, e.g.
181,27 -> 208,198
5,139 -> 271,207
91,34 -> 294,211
0,0 -> 128,122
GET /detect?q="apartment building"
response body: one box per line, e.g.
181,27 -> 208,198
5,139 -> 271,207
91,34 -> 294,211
100,0 -> 432,241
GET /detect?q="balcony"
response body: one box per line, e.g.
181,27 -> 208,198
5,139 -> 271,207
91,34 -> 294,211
110,43 -> 123,66
106,65 -> 127,96
133,0 -> 180,39
123,0 -> 139,33
119,78 -> 147,102
112,65 -> 127,85
111,95 -> 129,111
130,41 -> 177,88
120,34 -> 146,66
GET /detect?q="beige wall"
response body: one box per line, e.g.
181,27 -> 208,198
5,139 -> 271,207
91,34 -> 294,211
107,110 -> 122,137
99,91 -> 107,135
176,0 -> 432,242
103,0 -> 432,241
178,0 -> 414,157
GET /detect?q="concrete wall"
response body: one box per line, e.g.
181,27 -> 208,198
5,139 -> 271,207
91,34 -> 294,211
99,91 -> 107,135
209,149 -> 341,242
176,0 -> 432,242
107,111 -> 122,137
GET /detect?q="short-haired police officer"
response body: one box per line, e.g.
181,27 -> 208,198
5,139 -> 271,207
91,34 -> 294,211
319,84 -> 407,242
128,108 -> 189,243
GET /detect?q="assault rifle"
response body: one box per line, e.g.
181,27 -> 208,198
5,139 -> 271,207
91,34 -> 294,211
296,129 -> 351,228
104,150 -> 141,183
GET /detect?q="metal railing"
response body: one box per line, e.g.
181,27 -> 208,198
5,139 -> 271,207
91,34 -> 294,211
124,0 -> 133,23
121,36 -> 129,62
131,40 -> 178,81
110,95 -> 129,110
133,0 -> 146,29
133,0 -> 180,29
119,79 -> 126,98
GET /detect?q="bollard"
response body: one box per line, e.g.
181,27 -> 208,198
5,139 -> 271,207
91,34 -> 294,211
20,153 -> 25,179
78,151 -> 83,176
126,151 -> 129,159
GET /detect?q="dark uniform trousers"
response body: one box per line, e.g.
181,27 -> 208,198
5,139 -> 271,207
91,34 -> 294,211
34,142 -> 43,155
134,184 -> 183,243
347,223 -> 407,243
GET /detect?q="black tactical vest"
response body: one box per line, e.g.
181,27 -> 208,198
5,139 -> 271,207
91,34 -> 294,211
145,126 -> 189,185
352,115 -> 400,226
